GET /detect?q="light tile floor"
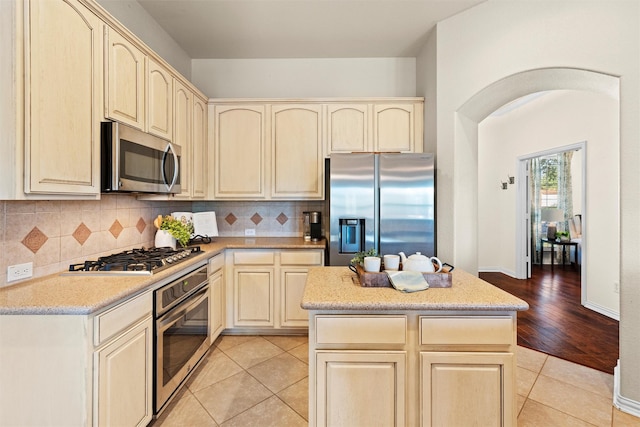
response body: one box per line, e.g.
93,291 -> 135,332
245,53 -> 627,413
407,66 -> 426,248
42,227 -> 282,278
152,335 -> 640,427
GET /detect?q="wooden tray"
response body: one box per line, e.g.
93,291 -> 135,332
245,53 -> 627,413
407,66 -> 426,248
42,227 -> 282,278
352,263 -> 453,288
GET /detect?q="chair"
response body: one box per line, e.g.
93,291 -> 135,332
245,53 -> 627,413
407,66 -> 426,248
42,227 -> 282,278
569,214 -> 582,265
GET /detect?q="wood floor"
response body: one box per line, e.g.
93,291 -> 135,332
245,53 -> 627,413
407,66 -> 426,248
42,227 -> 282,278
480,265 -> 619,374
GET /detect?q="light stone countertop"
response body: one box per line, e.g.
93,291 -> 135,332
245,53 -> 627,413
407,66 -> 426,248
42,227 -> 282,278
0,237 -> 326,316
301,266 -> 529,311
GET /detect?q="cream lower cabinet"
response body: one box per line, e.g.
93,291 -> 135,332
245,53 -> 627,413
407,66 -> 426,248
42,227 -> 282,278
234,268 -> 275,327
316,351 -> 406,427
95,317 -> 153,427
0,290 -> 153,427
308,312 -> 517,427
93,290 -> 153,427
421,352 -> 513,427
227,249 -> 324,331
209,254 -> 226,343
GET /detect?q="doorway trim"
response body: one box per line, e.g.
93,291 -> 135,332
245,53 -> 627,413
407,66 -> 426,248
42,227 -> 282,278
516,142 -> 587,300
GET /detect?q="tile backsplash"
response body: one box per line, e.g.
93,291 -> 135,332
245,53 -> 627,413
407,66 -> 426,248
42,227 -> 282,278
0,197 -> 324,287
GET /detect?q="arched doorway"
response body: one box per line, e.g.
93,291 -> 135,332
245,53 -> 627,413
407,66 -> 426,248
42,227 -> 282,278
450,67 -> 620,318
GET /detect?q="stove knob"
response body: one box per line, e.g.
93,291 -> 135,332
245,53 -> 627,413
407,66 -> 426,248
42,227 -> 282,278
166,257 -> 173,263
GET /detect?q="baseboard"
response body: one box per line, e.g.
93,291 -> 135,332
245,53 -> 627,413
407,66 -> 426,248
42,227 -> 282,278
583,301 -> 620,321
478,266 -> 517,278
614,361 -> 640,417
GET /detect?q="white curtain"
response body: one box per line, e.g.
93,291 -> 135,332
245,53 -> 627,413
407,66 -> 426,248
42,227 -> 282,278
530,158 -> 542,264
557,151 -> 574,232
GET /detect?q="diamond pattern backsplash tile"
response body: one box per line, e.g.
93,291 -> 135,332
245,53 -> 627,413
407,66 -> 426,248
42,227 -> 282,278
2,198 -> 323,287
72,223 -> 91,245
109,220 -> 124,239
276,212 -> 288,225
225,213 -> 237,225
21,227 -> 48,254
251,213 -> 263,225
136,217 -> 147,234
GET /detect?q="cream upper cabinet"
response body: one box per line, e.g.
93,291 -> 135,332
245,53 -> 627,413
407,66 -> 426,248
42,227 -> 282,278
191,95 -> 208,199
326,104 -> 369,153
209,98 -> 423,201
173,80 -> 192,198
212,104 -> 267,199
271,104 -> 324,199
24,0 -> 102,196
373,103 -> 423,152
147,58 -> 173,140
105,27 -> 146,130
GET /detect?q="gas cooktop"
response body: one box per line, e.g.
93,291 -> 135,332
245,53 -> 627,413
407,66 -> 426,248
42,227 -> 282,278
63,246 -> 202,276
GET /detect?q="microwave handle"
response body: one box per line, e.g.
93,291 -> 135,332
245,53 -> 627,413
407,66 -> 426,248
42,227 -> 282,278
162,143 -> 179,191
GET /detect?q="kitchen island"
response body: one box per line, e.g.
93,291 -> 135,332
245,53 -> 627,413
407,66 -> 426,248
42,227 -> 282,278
302,266 -> 528,427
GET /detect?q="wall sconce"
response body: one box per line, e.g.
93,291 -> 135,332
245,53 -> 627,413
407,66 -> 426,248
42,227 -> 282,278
501,181 -> 508,190
507,175 -> 515,185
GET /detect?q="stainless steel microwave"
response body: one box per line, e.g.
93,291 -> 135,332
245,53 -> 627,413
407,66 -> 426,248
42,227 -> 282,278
101,121 -> 181,194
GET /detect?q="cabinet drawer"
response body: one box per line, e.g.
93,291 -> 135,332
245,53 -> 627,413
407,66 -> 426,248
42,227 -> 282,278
94,291 -> 152,346
315,316 -> 407,345
209,253 -> 224,273
233,251 -> 275,265
420,316 -> 514,346
280,250 -> 323,266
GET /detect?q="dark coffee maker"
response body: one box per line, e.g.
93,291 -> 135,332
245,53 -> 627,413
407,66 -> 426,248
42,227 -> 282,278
309,211 -> 322,241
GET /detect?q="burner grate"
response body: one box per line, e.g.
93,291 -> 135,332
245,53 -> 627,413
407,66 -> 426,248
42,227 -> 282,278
67,246 -> 201,274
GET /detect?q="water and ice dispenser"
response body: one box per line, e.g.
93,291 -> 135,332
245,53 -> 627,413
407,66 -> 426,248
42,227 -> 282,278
339,218 -> 365,253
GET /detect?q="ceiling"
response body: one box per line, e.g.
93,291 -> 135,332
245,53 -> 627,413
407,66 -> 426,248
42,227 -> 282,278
137,0 -> 485,59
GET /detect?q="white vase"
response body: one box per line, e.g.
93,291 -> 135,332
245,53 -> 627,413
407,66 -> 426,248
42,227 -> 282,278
155,230 -> 177,249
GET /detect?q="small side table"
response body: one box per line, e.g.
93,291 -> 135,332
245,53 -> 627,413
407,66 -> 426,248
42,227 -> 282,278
540,238 -> 579,269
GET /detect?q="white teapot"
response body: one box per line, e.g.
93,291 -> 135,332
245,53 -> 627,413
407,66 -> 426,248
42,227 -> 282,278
399,252 -> 443,273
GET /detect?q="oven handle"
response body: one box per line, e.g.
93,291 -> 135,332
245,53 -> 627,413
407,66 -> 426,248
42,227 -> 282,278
157,286 -> 209,330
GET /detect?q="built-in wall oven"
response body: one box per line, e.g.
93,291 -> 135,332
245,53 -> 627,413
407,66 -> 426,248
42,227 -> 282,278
154,264 -> 210,414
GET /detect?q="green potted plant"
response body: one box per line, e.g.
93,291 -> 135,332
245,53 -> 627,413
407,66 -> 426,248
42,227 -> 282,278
556,230 -> 570,242
156,215 -> 194,248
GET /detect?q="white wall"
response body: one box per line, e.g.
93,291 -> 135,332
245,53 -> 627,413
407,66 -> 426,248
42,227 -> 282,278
478,90 -> 619,315
191,58 -> 416,98
96,0 -> 192,79
421,0 -> 639,407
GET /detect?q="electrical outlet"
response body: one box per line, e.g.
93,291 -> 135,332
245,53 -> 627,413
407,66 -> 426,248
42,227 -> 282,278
244,228 -> 256,236
614,282 -> 620,293
8,262 -> 33,282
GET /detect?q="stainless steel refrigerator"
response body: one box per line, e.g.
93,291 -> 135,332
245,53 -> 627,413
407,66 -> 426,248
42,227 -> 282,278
326,153 -> 435,266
